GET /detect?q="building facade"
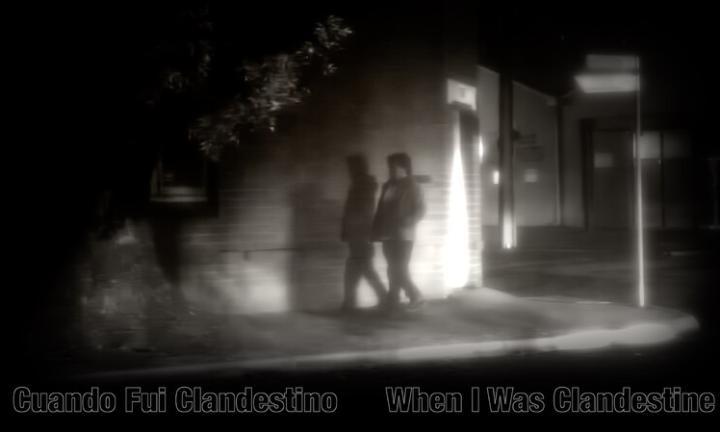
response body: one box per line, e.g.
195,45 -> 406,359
130,5 -> 484,315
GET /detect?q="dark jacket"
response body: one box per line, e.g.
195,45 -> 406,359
341,175 -> 379,242
372,176 -> 425,241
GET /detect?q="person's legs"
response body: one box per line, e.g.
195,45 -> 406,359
397,240 -> 422,303
342,242 -> 364,309
382,240 -> 402,309
357,242 -> 387,304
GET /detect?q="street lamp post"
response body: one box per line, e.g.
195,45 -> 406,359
634,55 -> 646,307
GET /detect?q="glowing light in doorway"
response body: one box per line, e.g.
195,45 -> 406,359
491,170 -> 500,185
477,136 -> 485,161
502,213 -> 516,250
443,114 -> 470,293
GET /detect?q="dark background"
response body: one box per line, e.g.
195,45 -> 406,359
7,0 -> 719,419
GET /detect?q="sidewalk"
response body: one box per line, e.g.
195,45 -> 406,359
43,238 -> 712,380
73,287 -> 697,379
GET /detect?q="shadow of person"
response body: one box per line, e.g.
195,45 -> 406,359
288,176 -> 347,311
149,215 -> 186,313
341,154 -> 387,311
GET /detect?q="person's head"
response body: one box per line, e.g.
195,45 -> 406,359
346,153 -> 369,180
387,152 -> 412,180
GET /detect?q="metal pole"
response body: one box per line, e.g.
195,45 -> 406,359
711,158 -> 720,227
555,101 -> 564,226
635,55 -> 646,307
499,72 -> 515,249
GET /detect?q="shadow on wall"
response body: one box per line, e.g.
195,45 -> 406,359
288,177 -> 345,312
148,214 -> 232,314
149,216 -> 187,311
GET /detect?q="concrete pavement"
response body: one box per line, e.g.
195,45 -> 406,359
72,287 -> 698,380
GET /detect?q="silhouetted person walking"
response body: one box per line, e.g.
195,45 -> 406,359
373,153 -> 425,311
341,154 -> 388,311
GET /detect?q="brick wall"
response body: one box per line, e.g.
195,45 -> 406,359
90,5 -> 483,315
174,7 -> 476,313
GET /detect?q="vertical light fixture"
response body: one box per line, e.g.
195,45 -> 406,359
502,214 -> 515,250
499,73 -> 516,250
476,133 -> 485,288
443,110 -> 471,293
444,79 -> 478,294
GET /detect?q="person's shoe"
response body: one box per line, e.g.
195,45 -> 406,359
380,300 -> 402,315
340,303 -> 357,314
407,298 -> 425,311
375,296 -> 390,310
